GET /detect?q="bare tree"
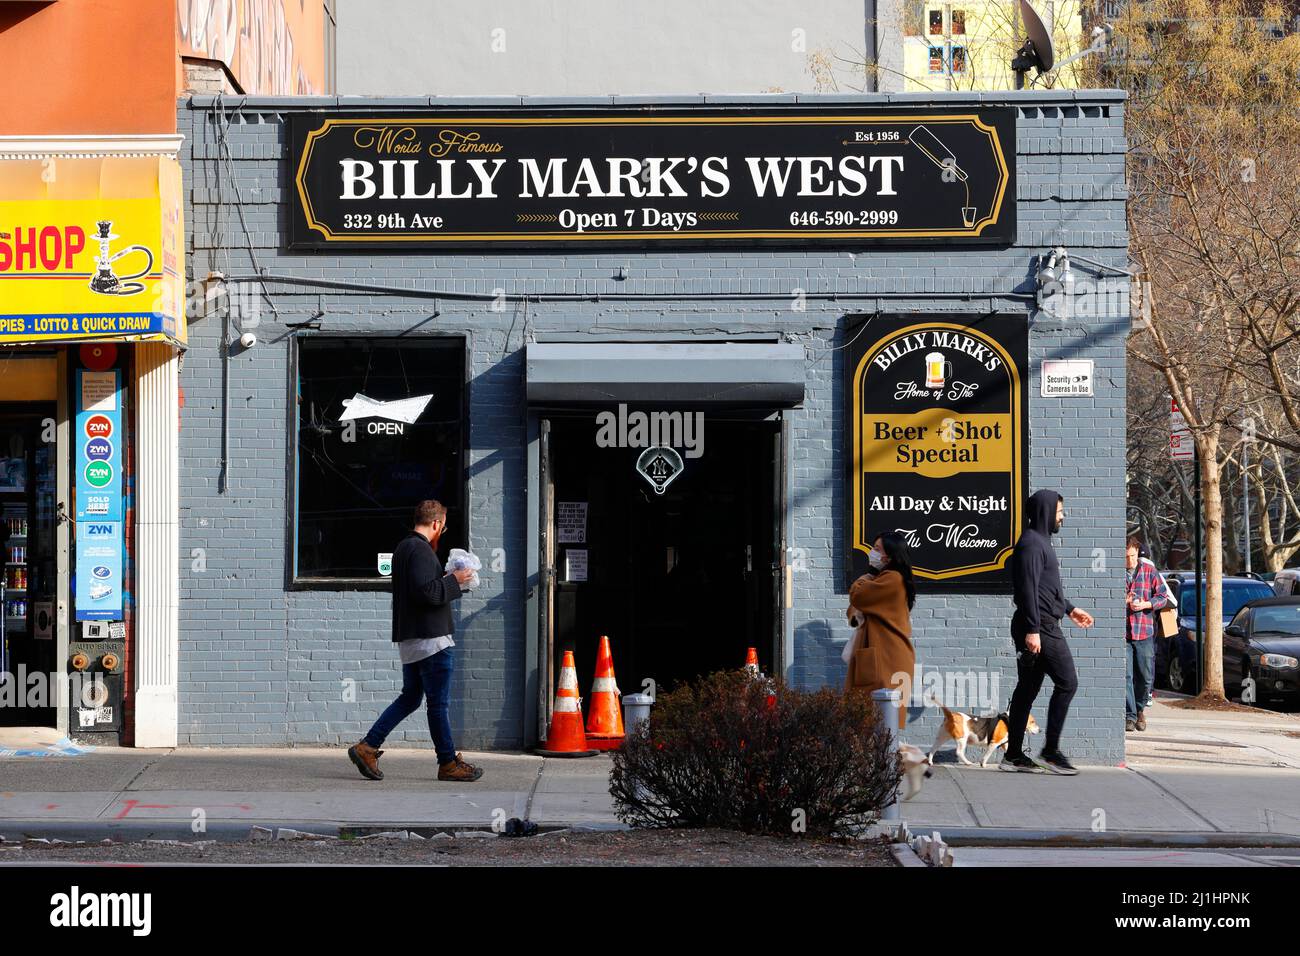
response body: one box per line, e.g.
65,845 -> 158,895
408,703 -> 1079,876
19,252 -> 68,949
1127,361 -> 1196,562
1106,0 -> 1300,700
807,0 -> 1093,93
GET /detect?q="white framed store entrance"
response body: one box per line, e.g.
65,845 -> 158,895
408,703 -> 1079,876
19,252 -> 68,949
0,135 -> 185,748
0,343 -> 179,745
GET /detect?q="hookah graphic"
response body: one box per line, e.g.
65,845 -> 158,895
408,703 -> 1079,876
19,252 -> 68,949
87,220 -> 154,296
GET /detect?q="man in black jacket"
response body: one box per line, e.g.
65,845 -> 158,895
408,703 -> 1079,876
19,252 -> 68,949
348,500 -> 481,783
1001,489 -> 1094,775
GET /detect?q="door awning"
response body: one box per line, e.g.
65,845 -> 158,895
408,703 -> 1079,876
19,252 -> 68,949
526,341 -> 805,406
0,155 -> 186,348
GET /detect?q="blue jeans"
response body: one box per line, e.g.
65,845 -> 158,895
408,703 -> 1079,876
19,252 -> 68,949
1126,638 -> 1154,721
364,649 -> 455,764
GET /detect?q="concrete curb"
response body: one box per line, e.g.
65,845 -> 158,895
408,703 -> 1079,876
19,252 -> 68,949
0,821 -> 343,844
342,821 -> 629,838
10,818 -> 1294,851
0,819 -> 630,845
889,842 -> 928,867
917,827 -> 1300,849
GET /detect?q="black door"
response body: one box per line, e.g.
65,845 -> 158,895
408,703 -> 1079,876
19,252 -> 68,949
547,413 -> 782,702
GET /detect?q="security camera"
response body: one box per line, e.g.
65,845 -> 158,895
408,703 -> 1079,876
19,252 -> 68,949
239,331 -> 257,349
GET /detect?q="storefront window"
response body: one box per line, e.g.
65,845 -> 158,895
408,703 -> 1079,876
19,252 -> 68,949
929,45 -> 945,72
292,336 -> 466,584
951,44 -> 967,73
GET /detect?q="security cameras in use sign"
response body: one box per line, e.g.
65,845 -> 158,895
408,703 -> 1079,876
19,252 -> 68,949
289,108 -> 1016,250
1040,359 -> 1094,397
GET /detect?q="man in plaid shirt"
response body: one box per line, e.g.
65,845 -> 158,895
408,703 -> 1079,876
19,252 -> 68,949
1126,536 -> 1170,731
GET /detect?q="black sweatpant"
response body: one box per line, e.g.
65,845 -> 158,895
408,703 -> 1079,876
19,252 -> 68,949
1006,624 -> 1078,756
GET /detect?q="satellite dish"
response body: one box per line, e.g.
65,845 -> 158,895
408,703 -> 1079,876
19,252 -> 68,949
1011,0 -> 1056,88
1020,0 -> 1056,71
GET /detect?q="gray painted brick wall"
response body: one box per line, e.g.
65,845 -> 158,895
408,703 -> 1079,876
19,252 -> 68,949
179,92 -> 1129,763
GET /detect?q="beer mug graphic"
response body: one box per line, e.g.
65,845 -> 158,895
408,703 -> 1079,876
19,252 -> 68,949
924,351 -> 952,389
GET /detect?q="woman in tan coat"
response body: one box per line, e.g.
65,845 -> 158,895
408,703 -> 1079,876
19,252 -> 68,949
844,531 -> 917,729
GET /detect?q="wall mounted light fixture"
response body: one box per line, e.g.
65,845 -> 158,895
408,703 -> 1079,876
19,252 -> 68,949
1038,246 -> 1138,289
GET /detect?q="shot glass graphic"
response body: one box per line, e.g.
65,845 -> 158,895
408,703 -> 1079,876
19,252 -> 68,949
910,126 -> 969,181
910,125 -> 978,228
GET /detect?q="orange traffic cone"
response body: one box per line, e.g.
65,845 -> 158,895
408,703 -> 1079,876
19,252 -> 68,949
585,635 -> 624,751
743,647 -> 776,709
536,649 -> 597,757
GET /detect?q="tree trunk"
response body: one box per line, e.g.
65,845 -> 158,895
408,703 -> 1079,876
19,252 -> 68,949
1222,477 -> 1242,575
1199,436 -> 1226,700
1253,462 -> 1288,572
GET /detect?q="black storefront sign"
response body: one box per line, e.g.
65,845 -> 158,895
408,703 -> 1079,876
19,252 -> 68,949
289,108 -> 1015,250
846,314 -> 1028,592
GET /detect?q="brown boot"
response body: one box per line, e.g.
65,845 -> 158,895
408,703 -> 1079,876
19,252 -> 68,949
438,752 -> 484,782
1135,711 -> 1147,732
348,741 -> 384,780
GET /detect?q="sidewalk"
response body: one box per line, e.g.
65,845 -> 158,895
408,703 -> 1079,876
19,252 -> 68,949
2,696 -> 1299,844
0,733 -> 623,840
902,696 -> 1300,843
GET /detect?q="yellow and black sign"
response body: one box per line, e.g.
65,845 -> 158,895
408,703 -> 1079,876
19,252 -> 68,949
0,156 -> 186,347
289,108 -> 1015,250
846,315 -> 1027,591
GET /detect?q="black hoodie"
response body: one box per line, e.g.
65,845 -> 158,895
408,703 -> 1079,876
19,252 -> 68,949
1011,489 -> 1076,636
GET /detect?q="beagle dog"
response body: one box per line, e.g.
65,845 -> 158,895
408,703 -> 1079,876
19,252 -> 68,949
927,705 -> 1039,767
898,743 -> 933,800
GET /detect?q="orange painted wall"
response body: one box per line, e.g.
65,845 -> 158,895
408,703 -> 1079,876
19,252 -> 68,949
0,0 -> 179,135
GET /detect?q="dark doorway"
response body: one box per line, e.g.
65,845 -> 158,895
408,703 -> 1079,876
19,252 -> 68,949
546,412 -> 782,705
0,406 -> 59,728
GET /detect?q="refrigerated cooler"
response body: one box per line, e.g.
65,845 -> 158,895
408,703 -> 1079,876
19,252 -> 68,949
1,414 -> 57,727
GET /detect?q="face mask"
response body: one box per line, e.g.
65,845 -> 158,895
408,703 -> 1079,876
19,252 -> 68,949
868,548 -> 885,570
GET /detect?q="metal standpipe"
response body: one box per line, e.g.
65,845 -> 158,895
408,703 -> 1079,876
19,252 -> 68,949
871,687 -> 902,823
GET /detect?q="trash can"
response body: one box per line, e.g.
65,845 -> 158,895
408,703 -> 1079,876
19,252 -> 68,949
622,693 -> 654,736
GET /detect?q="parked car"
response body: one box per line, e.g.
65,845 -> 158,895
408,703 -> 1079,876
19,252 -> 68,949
1272,568 -> 1300,597
1154,573 -> 1275,693
1224,598 -> 1300,705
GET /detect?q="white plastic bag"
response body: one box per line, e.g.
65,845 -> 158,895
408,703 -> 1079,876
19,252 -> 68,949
447,548 -> 482,590
841,634 -> 856,665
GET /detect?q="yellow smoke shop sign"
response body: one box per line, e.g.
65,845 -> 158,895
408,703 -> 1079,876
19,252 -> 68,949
0,155 -> 185,346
